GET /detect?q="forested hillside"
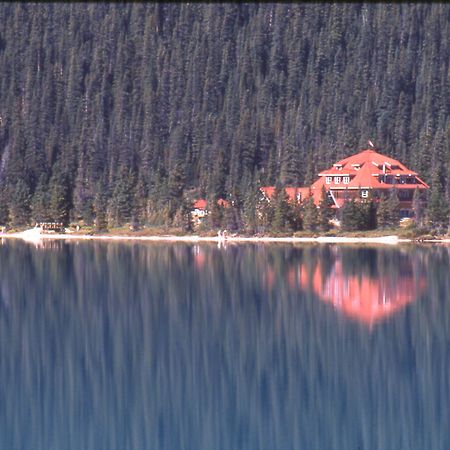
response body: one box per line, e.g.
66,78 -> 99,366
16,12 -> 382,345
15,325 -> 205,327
0,3 -> 448,229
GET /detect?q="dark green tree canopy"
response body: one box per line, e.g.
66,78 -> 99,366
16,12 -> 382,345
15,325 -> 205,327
0,3 -> 447,229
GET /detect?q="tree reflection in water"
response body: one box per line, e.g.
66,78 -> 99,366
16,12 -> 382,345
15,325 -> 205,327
0,241 -> 448,450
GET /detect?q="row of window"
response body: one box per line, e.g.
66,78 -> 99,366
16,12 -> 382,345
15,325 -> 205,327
378,175 -> 417,184
325,176 -> 350,185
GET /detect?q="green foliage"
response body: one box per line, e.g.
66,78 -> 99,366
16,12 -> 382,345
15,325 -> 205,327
94,178 -> 108,232
376,190 -> 400,229
426,181 -> 449,233
207,198 -> 224,230
317,186 -> 333,232
49,166 -> 71,226
271,184 -> 291,232
10,180 -> 31,226
302,197 -> 318,232
412,187 -> 426,227
341,199 -> 377,231
110,168 -> 135,227
31,174 -> 51,224
0,4 -> 446,229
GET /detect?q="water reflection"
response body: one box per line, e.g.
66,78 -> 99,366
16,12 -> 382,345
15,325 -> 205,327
0,241 -> 448,450
293,247 -> 427,325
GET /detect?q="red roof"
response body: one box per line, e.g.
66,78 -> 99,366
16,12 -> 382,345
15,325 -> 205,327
193,198 -> 229,210
318,149 -> 429,190
193,199 -> 208,210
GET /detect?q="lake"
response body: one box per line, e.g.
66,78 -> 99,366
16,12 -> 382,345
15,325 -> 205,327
0,240 -> 449,450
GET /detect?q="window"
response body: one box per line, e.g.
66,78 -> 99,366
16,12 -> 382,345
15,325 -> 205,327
343,176 -> 350,184
326,176 -> 332,184
335,177 -> 341,184
361,190 -> 368,198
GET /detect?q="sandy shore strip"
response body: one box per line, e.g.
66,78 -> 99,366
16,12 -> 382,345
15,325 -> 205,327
2,227 -> 448,245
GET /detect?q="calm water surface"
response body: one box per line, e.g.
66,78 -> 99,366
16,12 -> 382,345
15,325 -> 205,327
0,240 -> 449,450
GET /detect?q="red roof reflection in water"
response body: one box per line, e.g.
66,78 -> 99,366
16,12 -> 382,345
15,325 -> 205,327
294,258 -> 426,325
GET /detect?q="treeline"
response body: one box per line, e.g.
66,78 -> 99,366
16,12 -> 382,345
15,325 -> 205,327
0,3 -> 448,230
203,186 -> 447,235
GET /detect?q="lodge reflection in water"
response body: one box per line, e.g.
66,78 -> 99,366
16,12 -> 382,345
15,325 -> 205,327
288,247 -> 427,325
190,244 -> 427,326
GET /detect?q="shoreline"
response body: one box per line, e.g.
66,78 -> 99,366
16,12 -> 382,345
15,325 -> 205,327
1,228 -> 449,245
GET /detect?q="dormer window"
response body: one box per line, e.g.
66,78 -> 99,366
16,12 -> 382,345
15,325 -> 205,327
351,163 -> 361,171
335,176 -> 341,184
326,176 -> 332,184
343,176 -> 350,184
333,164 -> 343,171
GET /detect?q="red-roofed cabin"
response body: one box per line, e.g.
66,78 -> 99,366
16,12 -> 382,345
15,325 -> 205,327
261,148 -> 429,219
191,198 -> 229,225
316,149 -> 428,216
193,199 -> 208,210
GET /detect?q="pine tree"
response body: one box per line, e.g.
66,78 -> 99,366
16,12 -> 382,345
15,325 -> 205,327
377,189 -> 400,229
0,186 -> 10,226
376,193 -> 390,229
207,198 -> 224,230
386,188 -> 400,226
48,166 -> 71,226
94,178 -> 108,231
110,167 -> 135,226
412,187 -> 425,227
426,181 -> 449,233
317,186 -> 333,232
341,199 -> 360,231
302,197 -> 318,232
271,184 -> 290,232
31,174 -> 51,224
10,180 -> 32,227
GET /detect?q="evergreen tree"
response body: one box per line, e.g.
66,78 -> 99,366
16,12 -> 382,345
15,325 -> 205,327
302,197 -> 318,232
377,189 -> 400,228
426,181 -> 449,233
110,167 -> 135,226
412,187 -> 425,227
10,180 -> 31,227
341,199 -> 360,231
376,193 -> 390,229
317,186 -> 333,232
0,187 -> 10,226
207,198 -> 224,230
31,174 -> 51,224
94,178 -> 108,232
271,184 -> 290,232
48,166 -> 71,225
0,4 -> 446,230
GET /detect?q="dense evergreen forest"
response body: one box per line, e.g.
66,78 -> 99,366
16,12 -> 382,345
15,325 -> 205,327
0,3 -> 448,231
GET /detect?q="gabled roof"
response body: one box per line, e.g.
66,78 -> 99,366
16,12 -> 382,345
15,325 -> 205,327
193,198 -> 229,210
318,149 -> 429,190
193,199 -> 208,210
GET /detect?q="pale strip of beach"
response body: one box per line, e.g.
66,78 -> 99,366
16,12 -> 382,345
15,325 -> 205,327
1,226 -> 449,245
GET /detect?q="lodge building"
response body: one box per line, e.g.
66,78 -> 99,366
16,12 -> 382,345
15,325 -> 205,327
261,148 -> 429,218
